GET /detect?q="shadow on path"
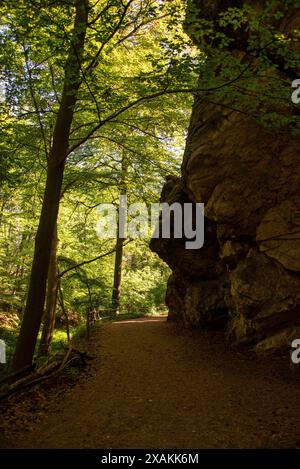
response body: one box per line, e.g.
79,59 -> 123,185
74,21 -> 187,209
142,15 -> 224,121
3,317 -> 300,448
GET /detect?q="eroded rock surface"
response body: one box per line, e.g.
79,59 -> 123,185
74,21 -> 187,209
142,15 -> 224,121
150,1 -> 300,352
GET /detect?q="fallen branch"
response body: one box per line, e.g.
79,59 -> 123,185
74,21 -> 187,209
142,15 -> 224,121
0,348 -> 93,401
0,364 -> 35,386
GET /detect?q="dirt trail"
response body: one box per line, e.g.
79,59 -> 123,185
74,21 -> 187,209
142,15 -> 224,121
3,317 -> 300,448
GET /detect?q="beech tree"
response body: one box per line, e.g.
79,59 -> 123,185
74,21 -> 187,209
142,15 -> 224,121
1,0 -> 197,371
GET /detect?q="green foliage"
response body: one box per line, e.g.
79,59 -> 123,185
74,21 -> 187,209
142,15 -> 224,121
0,0 -> 191,338
0,326 -> 68,379
0,0 -> 299,364
120,242 -> 169,313
185,0 -> 300,132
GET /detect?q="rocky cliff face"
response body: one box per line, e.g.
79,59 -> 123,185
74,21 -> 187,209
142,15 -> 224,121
150,1 -> 300,352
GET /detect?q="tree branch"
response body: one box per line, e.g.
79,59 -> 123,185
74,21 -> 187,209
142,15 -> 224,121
59,241 -> 131,278
23,43 -> 50,160
85,0 -> 135,73
68,61 -> 252,156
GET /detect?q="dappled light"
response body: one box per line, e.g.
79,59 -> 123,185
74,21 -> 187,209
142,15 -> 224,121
1,0 -> 300,456
112,317 -> 166,324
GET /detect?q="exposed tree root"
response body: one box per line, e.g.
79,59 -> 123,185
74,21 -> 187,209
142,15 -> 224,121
0,348 -> 93,401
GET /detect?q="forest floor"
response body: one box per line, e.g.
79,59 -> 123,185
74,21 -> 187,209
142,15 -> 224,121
1,317 -> 300,449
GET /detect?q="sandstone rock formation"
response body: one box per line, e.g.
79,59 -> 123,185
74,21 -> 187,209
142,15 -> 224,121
150,1 -> 300,353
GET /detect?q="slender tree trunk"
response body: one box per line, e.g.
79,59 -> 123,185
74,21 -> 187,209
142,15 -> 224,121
58,282 -> 70,343
111,235 -> 124,314
12,232 -> 30,295
11,0 -> 89,372
38,225 -> 58,357
85,277 -> 93,338
0,196 -> 7,228
111,155 -> 128,314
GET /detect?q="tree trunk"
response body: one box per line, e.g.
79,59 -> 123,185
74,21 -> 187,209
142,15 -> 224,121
58,282 -> 70,343
0,196 -> 7,228
11,0 -> 89,372
111,235 -> 124,314
85,277 -> 93,338
111,155 -> 128,314
38,225 -> 58,357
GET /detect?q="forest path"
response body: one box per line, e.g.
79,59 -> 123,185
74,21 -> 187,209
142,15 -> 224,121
6,317 -> 300,448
